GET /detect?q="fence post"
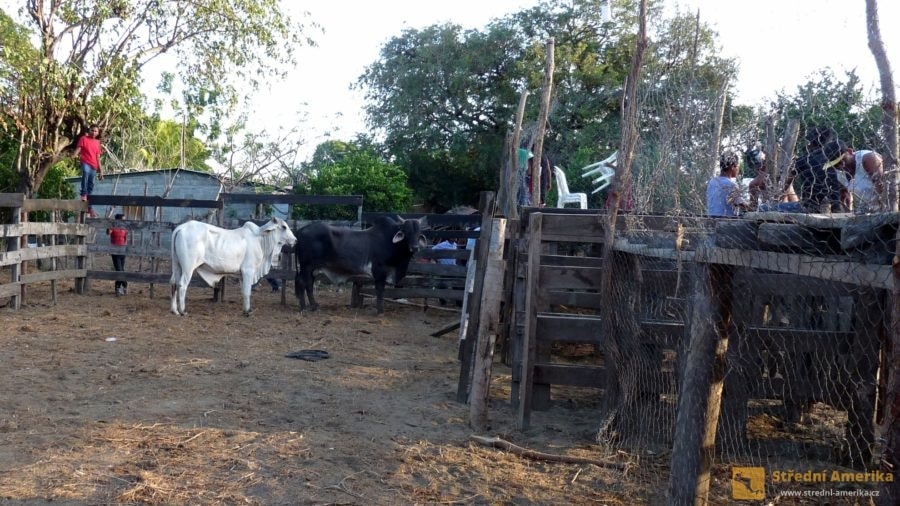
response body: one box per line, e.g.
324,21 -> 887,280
456,191 -> 496,403
468,217 -> 507,431
9,201 -> 22,309
668,238 -> 733,506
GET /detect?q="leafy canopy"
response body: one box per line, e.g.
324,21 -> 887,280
0,0 -> 314,195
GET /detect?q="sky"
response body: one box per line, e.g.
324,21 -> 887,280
242,0 -> 899,161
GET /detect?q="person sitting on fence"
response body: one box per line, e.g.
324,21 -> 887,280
746,144 -> 802,213
782,127 -> 846,214
107,213 -> 128,296
831,143 -> 885,214
706,150 -> 748,217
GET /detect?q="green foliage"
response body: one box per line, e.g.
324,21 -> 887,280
106,117 -> 211,171
357,0 -> 742,210
0,0 -> 313,196
293,147 -> 413,220
772,69 -> 882,153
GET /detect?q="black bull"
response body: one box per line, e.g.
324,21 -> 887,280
294,215 -> 428,314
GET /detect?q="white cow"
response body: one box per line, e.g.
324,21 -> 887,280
170,217 -> 297,316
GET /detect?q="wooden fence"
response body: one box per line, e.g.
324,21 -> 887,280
0,193 -> 363,307
455,208 -> 896,501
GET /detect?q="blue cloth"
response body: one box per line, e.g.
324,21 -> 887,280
432,240 -> 457,265
706,176 -> 741,217
80,163 -> 96,197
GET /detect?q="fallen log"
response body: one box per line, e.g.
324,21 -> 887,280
468,435 -> 629,470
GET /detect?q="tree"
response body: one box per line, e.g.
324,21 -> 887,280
357,0 -> 736,210
210,116 -> 308,191
105,116 -> 212,172
0,0 -> 314,196
293,144 -> 413,220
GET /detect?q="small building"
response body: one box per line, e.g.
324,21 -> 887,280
68,168 -> 290,223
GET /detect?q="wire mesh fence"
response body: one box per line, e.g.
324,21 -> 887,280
503,53 -> 896,502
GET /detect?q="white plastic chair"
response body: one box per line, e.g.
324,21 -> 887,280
581,151 -> 617,194
553,166 -> 588,209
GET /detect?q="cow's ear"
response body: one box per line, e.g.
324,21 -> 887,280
392,230 -> 405,244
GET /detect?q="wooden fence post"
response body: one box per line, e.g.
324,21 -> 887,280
469,217 -> 507,431
456,191 -> 496,403
668,239 -> 734,506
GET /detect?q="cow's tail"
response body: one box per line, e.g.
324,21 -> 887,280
170,226 -> 181,285
293,240 -> 303,301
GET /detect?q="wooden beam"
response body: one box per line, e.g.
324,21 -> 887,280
469,217 -> 508,431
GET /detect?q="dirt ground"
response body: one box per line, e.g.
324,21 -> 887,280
2,278 -> 674,505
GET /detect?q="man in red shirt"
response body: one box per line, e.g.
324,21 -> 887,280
73,124 -> 103,216
107,213 -> 128,295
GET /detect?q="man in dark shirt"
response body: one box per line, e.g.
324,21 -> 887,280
783,127 -> 846,213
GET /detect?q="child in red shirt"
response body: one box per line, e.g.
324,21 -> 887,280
107,213 -> 128,296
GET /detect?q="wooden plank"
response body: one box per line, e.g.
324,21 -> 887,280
757,222 -> 831,250
223,193 -> 363,206
3,222 -> 91,236
0,193 -> 25,208
733,271 -> 856,297
612,239 -> 893,290
406,263 -> 468,277
538,265 -> 603,290
88,244 -> 169,257
534,314 -> 683,346
707,247 -> 893,290
362,212 -> 481,229
415,249 -> 471,261
470,217 -> 507,431
87,195 -> 222,208
22,199 -> 87,213
456,192 -> 495,403
19,269 -> 87,284
431,321 -> 461,338
742,211 -> 857,228
0,244 -> 86,266
361,287 -> 465,301
545,290 -> 603,309
517,212 -> 543,429
714,220 -> 759,249
0,282 -> 23,298
539,254 -> 605,268
533,364 -> 606,388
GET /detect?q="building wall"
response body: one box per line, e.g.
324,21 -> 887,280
69,169 -> 289,223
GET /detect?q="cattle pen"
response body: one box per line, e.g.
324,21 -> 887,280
455,205 -> 900,503
3,191 -> 900,503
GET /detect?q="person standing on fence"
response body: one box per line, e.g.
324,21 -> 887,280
706,150 -> 748,217
73,124 -> 104,217
107,213 -> 128,296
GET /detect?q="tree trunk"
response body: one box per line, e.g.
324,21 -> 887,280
866,1 -> 900,503
530,38 -> 555,206
596,0 -> 649,446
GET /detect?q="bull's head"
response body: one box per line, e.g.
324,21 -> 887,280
391,216 -> 428,253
